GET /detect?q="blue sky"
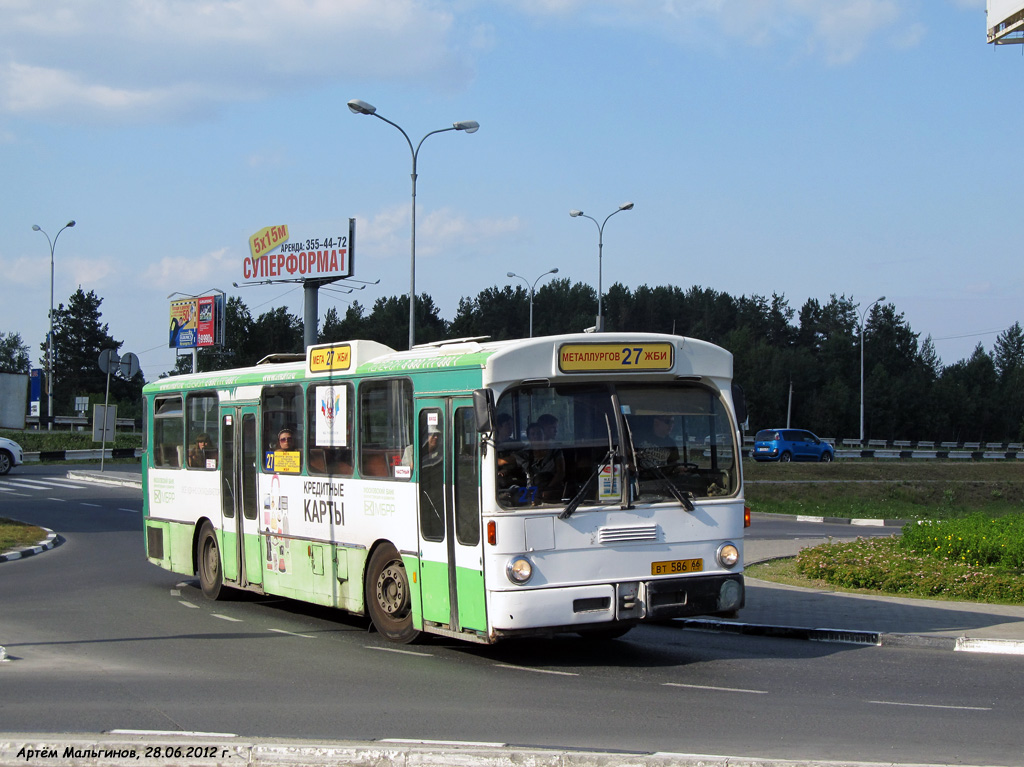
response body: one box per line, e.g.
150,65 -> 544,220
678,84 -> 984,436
1,0 -> 1018,382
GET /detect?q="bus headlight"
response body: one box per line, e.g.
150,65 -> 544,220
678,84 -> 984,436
506,556 -> 533,585
717,542 -> 740,569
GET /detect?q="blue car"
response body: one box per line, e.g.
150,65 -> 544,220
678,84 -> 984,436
752,429 -> 834,463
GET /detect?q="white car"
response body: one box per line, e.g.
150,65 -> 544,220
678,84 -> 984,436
0,436 -> 24,475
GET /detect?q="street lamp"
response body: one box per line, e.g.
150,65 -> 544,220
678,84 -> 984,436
507,268 -> 558,337
31,220 -> 76,431
347,98 -> 479,349
569,202 -> 633,332
859,295 -> 885,445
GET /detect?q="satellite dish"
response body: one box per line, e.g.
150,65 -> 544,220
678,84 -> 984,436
98,349 -> 120,374
119,352 -> 140,379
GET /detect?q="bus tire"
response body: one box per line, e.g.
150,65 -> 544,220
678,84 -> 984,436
197,522 -> 224,601
366,543 -> 419,644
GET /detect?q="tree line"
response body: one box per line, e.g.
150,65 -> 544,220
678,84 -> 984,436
4,281 -> 1023,442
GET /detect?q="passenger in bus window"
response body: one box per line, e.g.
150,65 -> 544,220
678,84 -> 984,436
277,428 -> 296,450
188,433 -> 215,468
538,413 -> 559,442
401,424 -> 441,467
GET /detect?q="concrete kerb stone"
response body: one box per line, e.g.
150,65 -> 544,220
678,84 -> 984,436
0,733 -> 952,767
0,527 -> 60,564
65,470 -> 142,489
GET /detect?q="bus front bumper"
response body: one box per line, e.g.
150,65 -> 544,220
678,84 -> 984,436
489,573 -> 744,633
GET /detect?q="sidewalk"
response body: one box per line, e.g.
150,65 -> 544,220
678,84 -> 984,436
11,467 -> 1024,655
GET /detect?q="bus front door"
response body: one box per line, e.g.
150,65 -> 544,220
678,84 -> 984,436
221,406 -> 263,589
415,399 -> 487,635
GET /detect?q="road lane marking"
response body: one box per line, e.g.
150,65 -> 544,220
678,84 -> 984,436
383,739 -> 506,747
365,646 -> 433,657
868,700 -> 991,711
81,503 -> 101,507
663,682 -> 768,694
47,498 -> 67,502
179,601 -> 199,609
120,508 -> 140,513
111,730 -> 238,738
212,614 -> 243,622
268,628 -> 315,638
493,664 -> 578,676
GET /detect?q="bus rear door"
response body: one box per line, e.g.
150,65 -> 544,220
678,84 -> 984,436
220,405 -> 263,589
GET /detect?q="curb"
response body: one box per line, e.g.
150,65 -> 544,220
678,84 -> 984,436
675,618 -> 1024,656
65,470 -> 142,489
0,527 -> 60,564
0,732 -> 938,767
794,514 -> 903,527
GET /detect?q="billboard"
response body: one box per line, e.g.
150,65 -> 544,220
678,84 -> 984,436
169,294 -> 225,349
243,223 -> 352,282
988,0 -> 1024,42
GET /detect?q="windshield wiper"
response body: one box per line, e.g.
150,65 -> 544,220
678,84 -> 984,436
559,448 -> 614,520
560,414 -> 618,520
645,463 -> 695,511
622,415 -> 695,511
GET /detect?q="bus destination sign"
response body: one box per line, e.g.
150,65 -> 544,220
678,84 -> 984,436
308,343 -> 352,374
558,342 -> 674,373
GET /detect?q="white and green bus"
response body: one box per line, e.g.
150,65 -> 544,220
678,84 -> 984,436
142,332 -> 748,644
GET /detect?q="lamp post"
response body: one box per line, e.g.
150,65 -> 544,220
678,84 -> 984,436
859,295 -> 885,445
507,268 -> 558,337
31,220 -> 76,431
569,202 -> 633,332
347,99 -> 479,349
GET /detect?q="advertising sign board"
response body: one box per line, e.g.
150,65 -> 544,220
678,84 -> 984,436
243,224 -> 351,282
988,0 -> 1024,41
169,294 -> 224,349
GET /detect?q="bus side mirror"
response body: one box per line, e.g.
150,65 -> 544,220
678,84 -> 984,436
473,389 -> 495,433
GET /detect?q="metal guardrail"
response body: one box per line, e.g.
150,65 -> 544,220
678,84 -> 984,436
23,448 -> 142,462
24,415 -> 139,430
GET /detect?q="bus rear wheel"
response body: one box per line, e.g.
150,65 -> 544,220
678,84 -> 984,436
197,522 -> 225,600
366,543 -> 419,644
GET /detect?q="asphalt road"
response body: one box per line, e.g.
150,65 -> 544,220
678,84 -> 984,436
2,465 -> 1023,766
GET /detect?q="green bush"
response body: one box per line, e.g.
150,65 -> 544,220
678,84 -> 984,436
796,534 -> 1024,604
899,514 -> 1024,569
0,428 -> 141,452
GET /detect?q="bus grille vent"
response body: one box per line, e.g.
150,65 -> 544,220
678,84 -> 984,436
598,525 -> 659,544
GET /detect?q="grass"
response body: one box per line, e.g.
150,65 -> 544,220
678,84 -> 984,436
744,458 -> 1024,520
0,517 -> 47,553
745,459 -> 1024,604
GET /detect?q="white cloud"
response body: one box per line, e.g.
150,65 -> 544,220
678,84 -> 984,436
0,0 -> 470,123
142,247 -> 235,289
359,204 -> 522,261
502,0 -> 918,63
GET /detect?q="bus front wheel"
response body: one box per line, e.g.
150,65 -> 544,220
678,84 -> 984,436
366,543 -> 419,644
197,522 -> 224,600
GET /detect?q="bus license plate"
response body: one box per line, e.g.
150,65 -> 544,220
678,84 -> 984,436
651,558 -> 703,576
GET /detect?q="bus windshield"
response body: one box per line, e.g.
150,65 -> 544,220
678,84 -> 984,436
494,381 -> 737,510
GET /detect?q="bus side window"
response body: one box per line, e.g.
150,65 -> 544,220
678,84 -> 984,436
262,384 -> 304,473
153,395 -> 183,469
185,391 -> 219,470
358,379 -> 412,480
